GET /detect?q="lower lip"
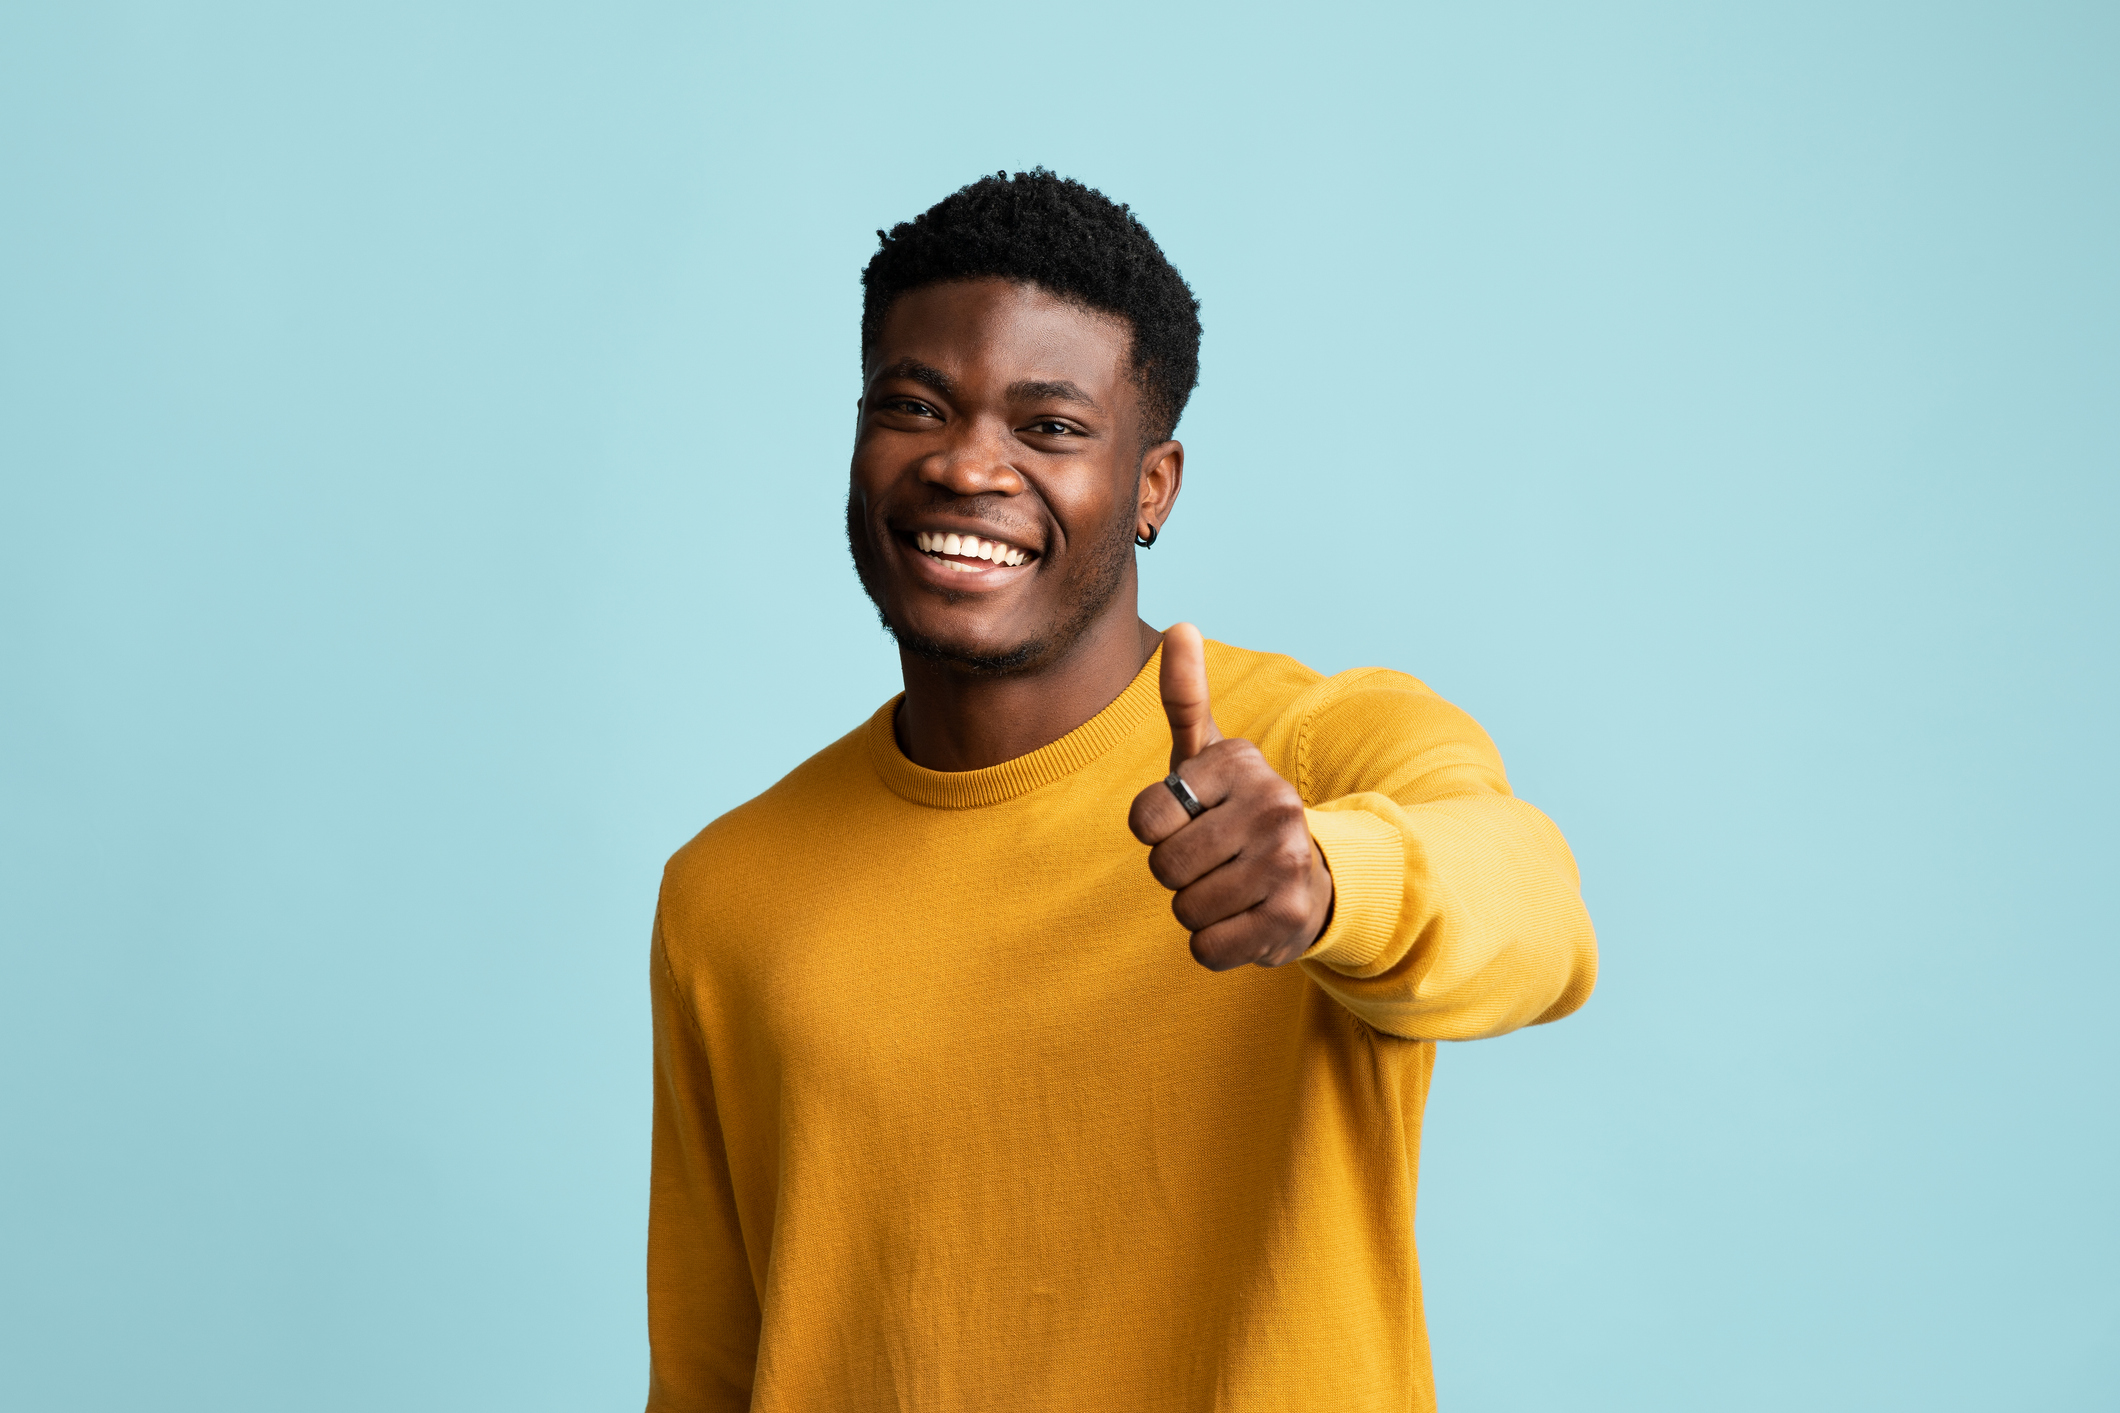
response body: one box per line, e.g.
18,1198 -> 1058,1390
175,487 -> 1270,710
902,543 -> 1036,590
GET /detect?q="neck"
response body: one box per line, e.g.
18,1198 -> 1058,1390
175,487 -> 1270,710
894,599 -> 1164,773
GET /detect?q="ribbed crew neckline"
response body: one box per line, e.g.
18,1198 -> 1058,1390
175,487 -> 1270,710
865,645 -> 1166,810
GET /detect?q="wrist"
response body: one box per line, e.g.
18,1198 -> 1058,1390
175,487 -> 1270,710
1305,837 -> 1335,947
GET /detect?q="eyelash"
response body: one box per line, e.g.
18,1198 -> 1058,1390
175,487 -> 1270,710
881,402 -> 1076,437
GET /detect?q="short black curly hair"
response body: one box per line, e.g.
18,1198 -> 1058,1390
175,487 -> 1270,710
861,169 -> 1202,445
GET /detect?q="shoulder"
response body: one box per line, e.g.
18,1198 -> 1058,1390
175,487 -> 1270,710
658,711 -> 881,928
1201,639 -> 1325,710
1299,667 -> 1510,802
1205,640 -> 1510,803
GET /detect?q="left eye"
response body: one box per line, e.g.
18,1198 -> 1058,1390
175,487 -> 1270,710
1027,420 -> 1072,436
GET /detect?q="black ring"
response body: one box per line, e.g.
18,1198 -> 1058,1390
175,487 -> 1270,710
1164,772 -> 1206,820
1135,523 -> 1159,549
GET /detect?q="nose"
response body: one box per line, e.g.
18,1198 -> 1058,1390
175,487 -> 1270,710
917,416 -> 1027,498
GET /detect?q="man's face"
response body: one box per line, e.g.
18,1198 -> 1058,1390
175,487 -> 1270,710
848,278 -> 1156,674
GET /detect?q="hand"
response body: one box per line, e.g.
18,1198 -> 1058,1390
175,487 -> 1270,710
1127,623 -> 1336,971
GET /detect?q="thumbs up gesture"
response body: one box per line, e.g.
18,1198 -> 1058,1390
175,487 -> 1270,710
1128,624 -> 1336,971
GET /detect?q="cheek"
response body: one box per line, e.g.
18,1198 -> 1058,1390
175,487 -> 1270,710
1044,469 -> 1133,541
846,448 -> 884,498
846,457 -> 908,527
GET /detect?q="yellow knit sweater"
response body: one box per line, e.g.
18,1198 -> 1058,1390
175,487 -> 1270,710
647,640 -> 1596,1412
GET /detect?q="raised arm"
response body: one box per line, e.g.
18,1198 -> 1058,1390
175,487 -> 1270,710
1127,629 -> 1596,1041
1291,669 -> 1597,1040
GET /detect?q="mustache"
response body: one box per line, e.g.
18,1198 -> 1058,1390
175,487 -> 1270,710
885,493 -> 1039,539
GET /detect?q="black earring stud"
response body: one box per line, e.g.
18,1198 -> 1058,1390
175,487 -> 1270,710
1135,523 -> 1159,549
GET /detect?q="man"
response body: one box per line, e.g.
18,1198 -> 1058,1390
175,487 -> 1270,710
647,169 -> 1596,1412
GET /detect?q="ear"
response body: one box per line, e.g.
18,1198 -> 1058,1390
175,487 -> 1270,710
1135,440 -> 1184,542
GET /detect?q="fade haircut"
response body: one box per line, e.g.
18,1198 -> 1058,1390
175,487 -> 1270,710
860,169 -> 1203,445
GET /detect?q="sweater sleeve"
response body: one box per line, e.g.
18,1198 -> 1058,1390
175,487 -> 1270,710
1290,670 -> 1597,1041
646,915 -> 759,1412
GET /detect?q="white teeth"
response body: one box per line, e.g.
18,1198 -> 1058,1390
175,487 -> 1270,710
913,530 -> 1032,566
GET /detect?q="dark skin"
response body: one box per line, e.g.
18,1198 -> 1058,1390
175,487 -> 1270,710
847,278 -> 1333,970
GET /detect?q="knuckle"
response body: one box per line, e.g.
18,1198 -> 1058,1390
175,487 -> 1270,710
1205,738 -> 1261,779
1129,795 -> 1173,844
1256,893 -> 1301,932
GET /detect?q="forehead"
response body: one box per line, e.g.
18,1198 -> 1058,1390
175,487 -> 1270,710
869,279 -> 1134,398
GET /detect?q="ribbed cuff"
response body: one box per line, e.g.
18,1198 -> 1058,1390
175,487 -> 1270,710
1302,807 -> 1405,973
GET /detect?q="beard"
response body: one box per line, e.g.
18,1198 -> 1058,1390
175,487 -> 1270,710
846,488 -> 1135,676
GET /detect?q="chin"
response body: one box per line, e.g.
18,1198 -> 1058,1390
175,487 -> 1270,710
849,511 -> 1127,678
886,610 -> 1052,675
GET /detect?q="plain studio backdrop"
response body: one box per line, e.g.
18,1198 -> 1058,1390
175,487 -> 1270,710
2,2 -> 2114,1408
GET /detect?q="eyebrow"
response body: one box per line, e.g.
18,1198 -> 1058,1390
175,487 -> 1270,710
1007,378 -> 1102,411
872,359 -> 958,398
871,360 -> 1104,415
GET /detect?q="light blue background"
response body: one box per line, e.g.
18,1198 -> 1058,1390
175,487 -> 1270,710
3,3 -> 2114,1408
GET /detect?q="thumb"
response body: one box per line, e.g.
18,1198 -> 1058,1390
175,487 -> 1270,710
1160,622 -> 1223,772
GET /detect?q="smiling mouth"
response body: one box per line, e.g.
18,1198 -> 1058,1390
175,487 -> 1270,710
912,530 -> 1036,573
